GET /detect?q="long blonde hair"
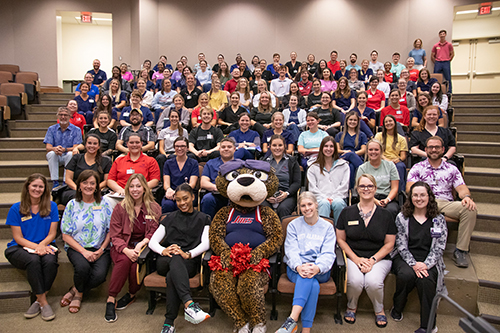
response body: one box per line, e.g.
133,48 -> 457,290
20,174 -> 51,217
121,174 -> 159,228
110,79 -> 122,104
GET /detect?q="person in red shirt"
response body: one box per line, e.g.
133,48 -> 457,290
366,76 -> 386,112
327,50 -> 340,74
298,70 -> 313,96
406,57 -> 419,82
224,68 -> 240,93
383,62 -> 395,84
431,29 -> 454,93
63,99 -> 86,136
380,89 -> 410,129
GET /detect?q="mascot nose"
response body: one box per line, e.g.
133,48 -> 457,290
237,176 -> 255,187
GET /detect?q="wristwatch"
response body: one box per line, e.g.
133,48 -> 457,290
370,256 -> 377,263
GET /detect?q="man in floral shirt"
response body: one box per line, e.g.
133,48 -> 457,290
407,136 -> 476,268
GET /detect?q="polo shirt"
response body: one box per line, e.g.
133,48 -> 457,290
163,157 -> 199,189
409,69 -> 419,82
334,70 -> 349,81
432,41 -> 454,62
191,107 -> 218,125
87,69 -> 107,85
270,77 -> 292,97
391,63 -> 406,77
358,68 -> 374,82
298,81 -> 312,96
380,105 -> 410,127
108,152 -> 161,188
109,91 -> 128,108
69,112 -> 86,135
327,61 -> 340,73
353,106 -> 376,124
228,129 -> 261,146
180,87 -> 202,109
202,157 -> 225,184
74,95 -> 95,113
75,83 -> 100,99
120,106 -> 154,125
43,123 -> 82,148
366,89 -> 385,110
118,124 -> 156,147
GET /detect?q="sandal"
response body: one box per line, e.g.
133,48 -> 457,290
344,310 -> 356,324
69,296 -> 82,313
375,314 -> 388,328
60,287 -> 76,307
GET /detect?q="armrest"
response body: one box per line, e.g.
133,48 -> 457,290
138,246 -> 152,264
21,92 -> 28,105
203,249 -> 213,262
51,184 -> 68,202
334,245 -> 345,267
332,244 -> 347,294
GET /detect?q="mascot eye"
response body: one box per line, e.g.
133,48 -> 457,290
225,171 -> 240,181
253,171 -> 268,181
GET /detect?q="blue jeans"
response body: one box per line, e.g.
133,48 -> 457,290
318,198 -> 346,225
434,61 -> 452,93
340,151 -> 364,189
287,266 -> 331,328
395,161 -> 407,193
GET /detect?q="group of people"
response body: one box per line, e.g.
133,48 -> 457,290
8,30 -> 471,333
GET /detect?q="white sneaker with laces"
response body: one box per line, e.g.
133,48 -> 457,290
184,303 -> 210,324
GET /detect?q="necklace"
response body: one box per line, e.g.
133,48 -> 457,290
358,204 -> 373,222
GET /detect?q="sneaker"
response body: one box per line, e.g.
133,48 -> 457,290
415,327 -> 438,333
390,307 -> 403,321
24,301 -> 41,319
104,302 -> 117,323
184,302 -> 210,324
52,180 -> 60,189
160,324 -> 176,333
116,293 -> 135,310
237,323 -> 251,333
453,249 -> 469,268
40,304 -> 55,321
253,322 -> 267,333
275,317 -> 297,333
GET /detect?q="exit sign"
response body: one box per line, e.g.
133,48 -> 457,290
81,12 -> 92,23
479,3 -> 492,15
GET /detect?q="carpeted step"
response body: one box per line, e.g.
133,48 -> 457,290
27,105 -> 61,113
0,160 -> 52,178
39,92 -> 74,100
39,99 -> 72,105
452,93 -> 500,100
454,114 -> 500,122
0,138 -> 45,149
0,282 -> 31,314
458,131 -> 500,143
7,120 -> 54,129
469,186 -> 500,204
465,167 -> 500,188
0,219 -> 10,239
475,203 -> 500,233
452,100 -> 500,106
452,106 -> 500,114
471,254 -> 500,314
0,178 -> 29,193
10,128 -> 50,138
453,122 -> 500,132
27,112 -> 56,121
479,302 -> 500,325
0,148 -> 48,161
461,154 -> 500,168
458,142 -> 500,156
470,231 -> 500,256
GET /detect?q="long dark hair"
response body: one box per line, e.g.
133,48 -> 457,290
402,181 -> 439,219
314,136 -> 339,175
20,173 -> 51,217
339,111 -> 360,150
75,170 -> 101,203
381,114 -> 399,152
84,134 -> 103,175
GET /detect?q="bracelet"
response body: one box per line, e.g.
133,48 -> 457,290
387,197 -> 392,203
370,256 -> 377,263
443,156 -> 449,160
462,194 -> 471,200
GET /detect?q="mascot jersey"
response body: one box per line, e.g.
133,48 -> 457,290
225,206 -> 266,249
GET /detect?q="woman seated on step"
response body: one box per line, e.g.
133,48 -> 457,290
104,174 -> 161,323
336,173 -> 396,328
60,170 -> 112,314
275,191 -> 336,333
149,183 -> 211,333
391,181 -> 447,333
4,173 -> 59,321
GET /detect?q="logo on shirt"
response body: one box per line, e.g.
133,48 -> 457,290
232,216 -> 254,224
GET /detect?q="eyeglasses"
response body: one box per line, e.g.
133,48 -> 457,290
412,194 -> 428,199
174,145 -> 187,149
426,145 -> 443,150
358,185 -> 375,190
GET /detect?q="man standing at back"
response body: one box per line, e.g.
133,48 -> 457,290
431,30 -> 454,93
87,59 -> 107,87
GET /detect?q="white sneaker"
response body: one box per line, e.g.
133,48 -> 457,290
184,302 -> 210,324
237,323 -> 251,333
253,322 -> 267,333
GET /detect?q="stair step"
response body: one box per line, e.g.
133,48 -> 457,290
461,153 -> 500,168
0,160 -> 52,178
28,105 -> 61,113
39,99 -> 72,105
27,112 -> 56,121
0,282 -> 31,314
473,203 -> 500,233
458,142 -> 500,155
469,186 -> 500,204
452,100 -> 500,106
0,219 -> 10,239
478,302 -> 500,325
458,131 -> 500,143
0,138 -> 45,149
40,92 -> 74,100
453,122 -> 500,132
452,93 -> 500,100
0,178 -> 29,193
7,120 -> 54,129
9,128 -> 49,138
452,106 -> 500,114
0,148 -> 47,161
454,114 -> 500,122
471,254 -> 500,310
465,167 -> 500,188
470,231 -> 500,255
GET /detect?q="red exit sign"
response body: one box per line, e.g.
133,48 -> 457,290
479,3 -> 492,15
81,12 -> 92,23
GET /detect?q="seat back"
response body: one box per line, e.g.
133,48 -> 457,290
431,73 -> 443,84
0,65 -> 20,75
15,71 -> 38,84
0,71 -> 13,83
0,83 -> 25,96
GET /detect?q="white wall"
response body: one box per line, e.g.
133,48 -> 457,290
57,20 -> 113,87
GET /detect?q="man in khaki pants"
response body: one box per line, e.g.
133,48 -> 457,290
407,136 -> 477,268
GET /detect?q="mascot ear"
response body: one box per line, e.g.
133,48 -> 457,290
215,174 -> 229,198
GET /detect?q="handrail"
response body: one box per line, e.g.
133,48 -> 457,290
427,292 -> 499,333
451,72 -> 470,78
473,71 -> 500,77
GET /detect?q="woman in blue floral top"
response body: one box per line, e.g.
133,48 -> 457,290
60,169 -> 112,313
391,181 -> 447,333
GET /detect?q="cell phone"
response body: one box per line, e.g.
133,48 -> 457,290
273,191 -> 282,198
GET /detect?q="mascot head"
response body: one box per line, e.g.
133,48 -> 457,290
216,160 -> 279,208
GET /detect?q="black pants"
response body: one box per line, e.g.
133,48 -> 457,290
260,196 -> 297,219
326,127 -> 340,138
156,254 -> 200,324
61,189 -> 77,206
375,193 -> 400,220
188,150 -> 220,163
67,247 -> 111,293
392,255 -> 438,329
5,245 -> 59,295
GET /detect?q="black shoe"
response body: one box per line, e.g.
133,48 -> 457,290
116,293 -> 136,310
453,249 -> 469,268
390,307 -> 403,321
104,302 -> 117,323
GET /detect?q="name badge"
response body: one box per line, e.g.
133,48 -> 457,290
145,215 -> 153,220
127,168 -> 135,174
123,112 -> 130,117
348,220 -> 359,226
89,99 -> 94,103
399,98 -> 405,103
431,227 -> 442,238
267,136 -> 271,142
368,94 -> 373,98
21,215 -> 32,222
198,115 -> 201,120
294,69 -> 298,73
207,134 -> 213,139
187,95 -> 192,100
397,110 -> 402,114
93,206 -> 102,211
299,87 -> 303,90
